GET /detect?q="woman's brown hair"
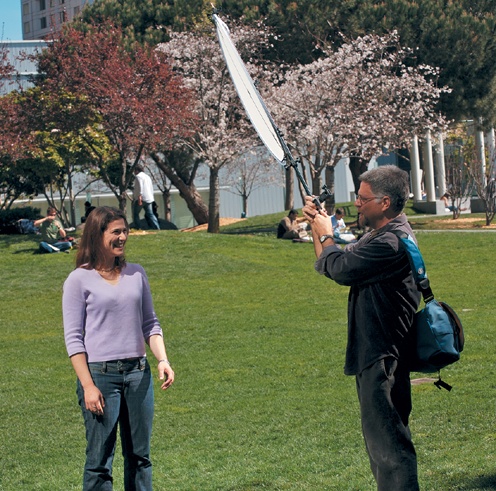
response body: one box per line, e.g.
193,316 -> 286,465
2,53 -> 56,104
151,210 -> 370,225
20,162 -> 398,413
76,206 -> 128,270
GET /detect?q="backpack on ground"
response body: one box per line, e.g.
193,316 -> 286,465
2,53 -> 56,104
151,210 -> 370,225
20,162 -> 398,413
392,231 -> 465,391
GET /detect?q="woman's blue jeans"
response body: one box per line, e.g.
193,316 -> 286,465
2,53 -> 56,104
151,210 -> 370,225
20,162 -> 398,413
77,357 -> 154,491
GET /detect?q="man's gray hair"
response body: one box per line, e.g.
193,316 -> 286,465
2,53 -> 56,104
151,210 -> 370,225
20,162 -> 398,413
359,165 -> 410,213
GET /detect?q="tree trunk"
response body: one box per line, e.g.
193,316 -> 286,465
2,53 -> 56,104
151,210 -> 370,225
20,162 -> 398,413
296,161 -> 310,204
311,173 -> 322,197
118,159 -> 128,213
242,193 -> 248,217
66,164 -> 77,227
485,179 -> 496,225
162,189 -> 172,222
153,159 -> 208,224
349,155 -> 368,196
311,154 -> 322,196
208,166 -> 220,233
117,192 -> 127,213
284,166 -> 294,210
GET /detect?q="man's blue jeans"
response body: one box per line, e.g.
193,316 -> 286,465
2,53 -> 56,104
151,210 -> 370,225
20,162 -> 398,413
133,201 -> 160,230
77,357 -> 154,491
39,240 -> 72,253
143,202 -> 160,230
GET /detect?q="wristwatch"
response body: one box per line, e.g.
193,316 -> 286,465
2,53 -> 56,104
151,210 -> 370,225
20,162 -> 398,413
319,234 -> 334,244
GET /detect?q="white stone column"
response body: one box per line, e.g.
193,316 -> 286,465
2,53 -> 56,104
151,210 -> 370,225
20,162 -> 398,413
410,135 -> 422,201
476,122 -> 486,187
423,130 -> 436,201
435,132 -> 446,197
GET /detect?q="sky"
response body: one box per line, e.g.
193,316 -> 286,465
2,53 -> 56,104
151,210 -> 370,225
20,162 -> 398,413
0,0 -> 23,41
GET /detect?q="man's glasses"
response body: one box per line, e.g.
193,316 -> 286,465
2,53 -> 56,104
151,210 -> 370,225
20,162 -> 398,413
355,194 -> 383,205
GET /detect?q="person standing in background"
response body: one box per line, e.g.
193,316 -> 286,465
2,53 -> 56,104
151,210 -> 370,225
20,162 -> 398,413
133,164 -> 160,230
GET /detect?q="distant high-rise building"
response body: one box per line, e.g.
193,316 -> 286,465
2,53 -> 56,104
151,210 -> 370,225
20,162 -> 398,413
21,0 -> 95,40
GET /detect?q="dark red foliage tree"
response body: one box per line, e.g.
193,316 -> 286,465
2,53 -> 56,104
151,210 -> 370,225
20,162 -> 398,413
36,21 -> 197,211
0,46 -> 23,161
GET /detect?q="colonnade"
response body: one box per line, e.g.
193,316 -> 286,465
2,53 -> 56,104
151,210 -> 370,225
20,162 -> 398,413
409,126 -> 495,207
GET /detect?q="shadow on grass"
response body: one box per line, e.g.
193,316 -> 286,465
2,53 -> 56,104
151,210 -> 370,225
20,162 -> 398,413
450,474 -> 496,491
0,234 -> 39,254
13,247 -> 39,254
225,480 -> 274,491
220,225 -> 277,236
469,474 -> 496,490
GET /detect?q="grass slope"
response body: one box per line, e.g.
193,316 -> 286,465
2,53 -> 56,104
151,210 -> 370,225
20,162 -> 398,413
0,213 -> 495,490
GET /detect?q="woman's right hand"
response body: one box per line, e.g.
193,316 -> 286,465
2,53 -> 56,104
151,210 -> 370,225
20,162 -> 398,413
84,385 -> 105,415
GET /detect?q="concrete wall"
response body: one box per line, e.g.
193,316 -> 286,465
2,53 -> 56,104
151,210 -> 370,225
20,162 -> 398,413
10,158 -> 358,229
0,40 -> 47,94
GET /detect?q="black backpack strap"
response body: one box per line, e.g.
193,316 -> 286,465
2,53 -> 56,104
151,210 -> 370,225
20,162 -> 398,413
434,377 -> 453,391
391,230 -> 434,303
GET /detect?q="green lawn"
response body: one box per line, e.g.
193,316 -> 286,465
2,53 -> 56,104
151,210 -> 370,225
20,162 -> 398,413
0,215 -> 495,490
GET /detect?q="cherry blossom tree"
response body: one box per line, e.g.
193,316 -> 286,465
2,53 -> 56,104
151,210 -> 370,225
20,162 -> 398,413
36,21 -> 197,212
158,20 -> 275,232
222,0 -> 496,126
269,31 -> 450,210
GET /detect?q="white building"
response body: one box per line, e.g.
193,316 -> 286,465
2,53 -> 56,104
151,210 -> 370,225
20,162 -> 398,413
21,0 -> 95,40
10,159 -> 359,229
0,40 -> 47,94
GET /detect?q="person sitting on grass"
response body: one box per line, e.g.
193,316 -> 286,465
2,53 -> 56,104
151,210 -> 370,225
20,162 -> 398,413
33,207 -> 72,253
330,207 -> 357,244
441,193 -> 467,213
277,209 -> 310,240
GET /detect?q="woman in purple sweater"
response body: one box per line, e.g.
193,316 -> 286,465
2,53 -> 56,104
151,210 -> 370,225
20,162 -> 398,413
62,206 -> 174,491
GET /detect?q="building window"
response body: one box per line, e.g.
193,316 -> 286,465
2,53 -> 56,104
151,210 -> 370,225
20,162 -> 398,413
60,0 -> 65,4
59,11 -> 67,23
22,3 -> 30,15
24,21 -> 31,34
39,0 -> 46,10
74,6 -> 80,16
50,0 -> 55,6
40,17 -> 47,29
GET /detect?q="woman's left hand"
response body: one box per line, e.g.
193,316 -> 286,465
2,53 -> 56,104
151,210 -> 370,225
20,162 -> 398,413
158,361 -> 175,390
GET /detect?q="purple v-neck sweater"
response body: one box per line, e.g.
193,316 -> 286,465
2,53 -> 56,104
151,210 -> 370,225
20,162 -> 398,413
63,263 -> 163,362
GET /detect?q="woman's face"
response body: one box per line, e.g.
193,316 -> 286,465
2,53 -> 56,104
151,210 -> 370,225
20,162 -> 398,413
102,219 -> 129,260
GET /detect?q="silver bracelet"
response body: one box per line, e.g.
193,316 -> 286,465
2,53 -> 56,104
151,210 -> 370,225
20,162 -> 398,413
158,359 -> 171,366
